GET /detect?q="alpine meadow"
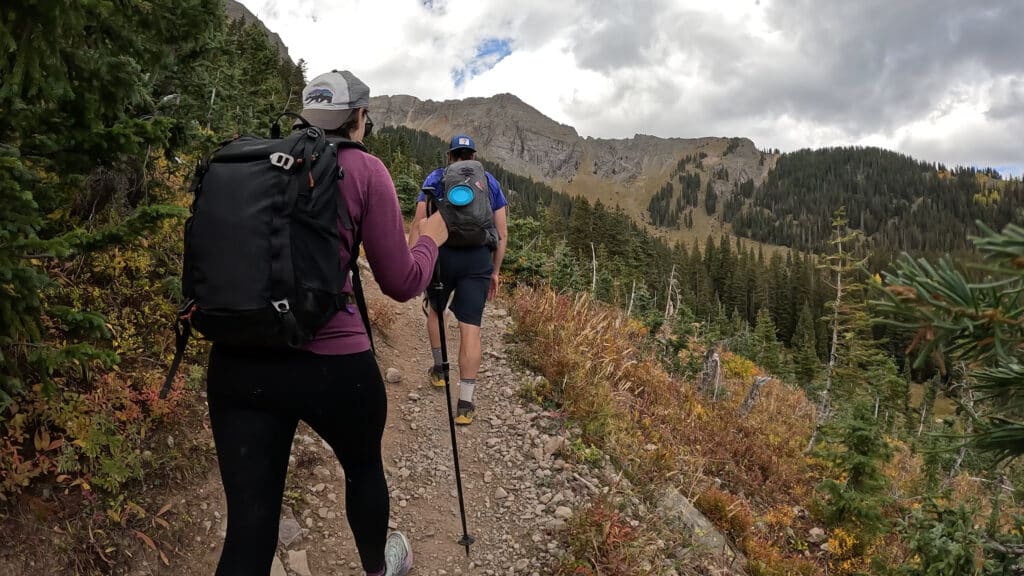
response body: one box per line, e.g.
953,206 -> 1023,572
2,1 -> 1023,576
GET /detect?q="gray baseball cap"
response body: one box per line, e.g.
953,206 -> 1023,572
300,70 -> 371,130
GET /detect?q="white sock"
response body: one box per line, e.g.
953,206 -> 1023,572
458,379 -> 476,403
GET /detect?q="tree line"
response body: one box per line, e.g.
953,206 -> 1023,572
725,147 -> 1024,265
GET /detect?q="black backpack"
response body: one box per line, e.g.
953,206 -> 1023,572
434,160 -> 496,248
161,117 -> 372,398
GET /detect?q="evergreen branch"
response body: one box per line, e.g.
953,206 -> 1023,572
985,538 -> 1024,557
972,222 -> 1024,263
52,205 -> 186,257
962,417 -> 1024,465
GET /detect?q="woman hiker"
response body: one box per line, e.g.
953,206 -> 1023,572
206,70 -> 448,576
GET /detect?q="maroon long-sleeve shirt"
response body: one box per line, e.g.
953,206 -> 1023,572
304,147 -> 437,355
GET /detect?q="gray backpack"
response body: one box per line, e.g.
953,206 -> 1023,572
436,160 -> 496,248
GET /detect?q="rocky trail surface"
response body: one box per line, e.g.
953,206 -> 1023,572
126,268 -> 611,576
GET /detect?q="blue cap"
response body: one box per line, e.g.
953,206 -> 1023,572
449,134 -> 476,152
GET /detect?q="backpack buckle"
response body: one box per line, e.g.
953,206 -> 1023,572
271,299 -> 291,314
269,152 -> 296,170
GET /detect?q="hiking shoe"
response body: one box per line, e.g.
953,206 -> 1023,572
455,400 -> 475,425
427,366 -> 445,388
383,531 -> 413,576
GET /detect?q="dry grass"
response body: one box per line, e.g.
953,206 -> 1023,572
511,286 -> 825,574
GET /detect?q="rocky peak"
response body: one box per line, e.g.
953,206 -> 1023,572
223,0 -> 291,63
371,93 -> 582,181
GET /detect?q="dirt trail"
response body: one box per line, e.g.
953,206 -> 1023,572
124,268 -> 602,576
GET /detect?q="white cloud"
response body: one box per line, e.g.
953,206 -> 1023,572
239,0 -> 1024,174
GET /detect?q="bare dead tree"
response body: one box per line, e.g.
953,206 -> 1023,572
698,347 -> 722,400
947,363 -> 975,481
626,279 -> 636,318
806,211 -> 853,454
664,264 -> 677,320
917,376 -> 939,437
590,242 -> 597,294
739,376 -> 772,418
806,258 -> 841,453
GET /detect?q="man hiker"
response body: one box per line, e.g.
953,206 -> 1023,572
408,134 -> 508,425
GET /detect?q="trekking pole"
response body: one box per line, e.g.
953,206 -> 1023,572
426,193 -> 475,557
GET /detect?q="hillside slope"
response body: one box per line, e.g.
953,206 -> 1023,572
224,0 -> 291,62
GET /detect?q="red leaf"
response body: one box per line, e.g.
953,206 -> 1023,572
134,530 -> 157,551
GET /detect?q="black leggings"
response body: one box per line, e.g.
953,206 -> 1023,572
206,346 -> 388,576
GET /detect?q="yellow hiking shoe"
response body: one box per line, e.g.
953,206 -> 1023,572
427,366 -> 445,388
455,400 -> 475,426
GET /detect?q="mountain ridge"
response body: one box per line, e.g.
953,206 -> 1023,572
370,92 -> 777,243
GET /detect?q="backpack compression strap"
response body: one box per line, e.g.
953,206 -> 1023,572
159,300 -> 195,399
269,128 -> 324,346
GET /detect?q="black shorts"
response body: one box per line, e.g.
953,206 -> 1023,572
428,245 -> 494,327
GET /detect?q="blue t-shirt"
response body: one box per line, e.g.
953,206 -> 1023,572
418,167 -> 508,211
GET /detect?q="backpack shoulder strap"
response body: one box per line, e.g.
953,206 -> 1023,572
325,136 -> 374,352
329,137 -> 368,153
326,137 -> 369,230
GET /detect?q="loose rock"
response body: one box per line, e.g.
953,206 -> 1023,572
288,550 -> 313,576
278,517 -> 303,547
270,555 -> 287,576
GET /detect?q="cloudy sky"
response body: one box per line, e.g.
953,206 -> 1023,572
241,0 -> 1023,176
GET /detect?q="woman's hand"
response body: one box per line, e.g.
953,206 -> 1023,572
418,211 -> 449,246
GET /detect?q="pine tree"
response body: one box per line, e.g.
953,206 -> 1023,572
806,212 -> 906,452
807,209 -> 862,452
793,301 -> 821,388
753,306 -> 782,375
704,180 -> 717,216
693,241 -> 714,320
769,251 -> 793,340
816,402 -> 893,549
549,241 -> 585,293
708,298 -> 729,343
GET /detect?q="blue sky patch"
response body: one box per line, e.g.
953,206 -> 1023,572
996,165 -> 1023,178
451,37 -> 513,88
